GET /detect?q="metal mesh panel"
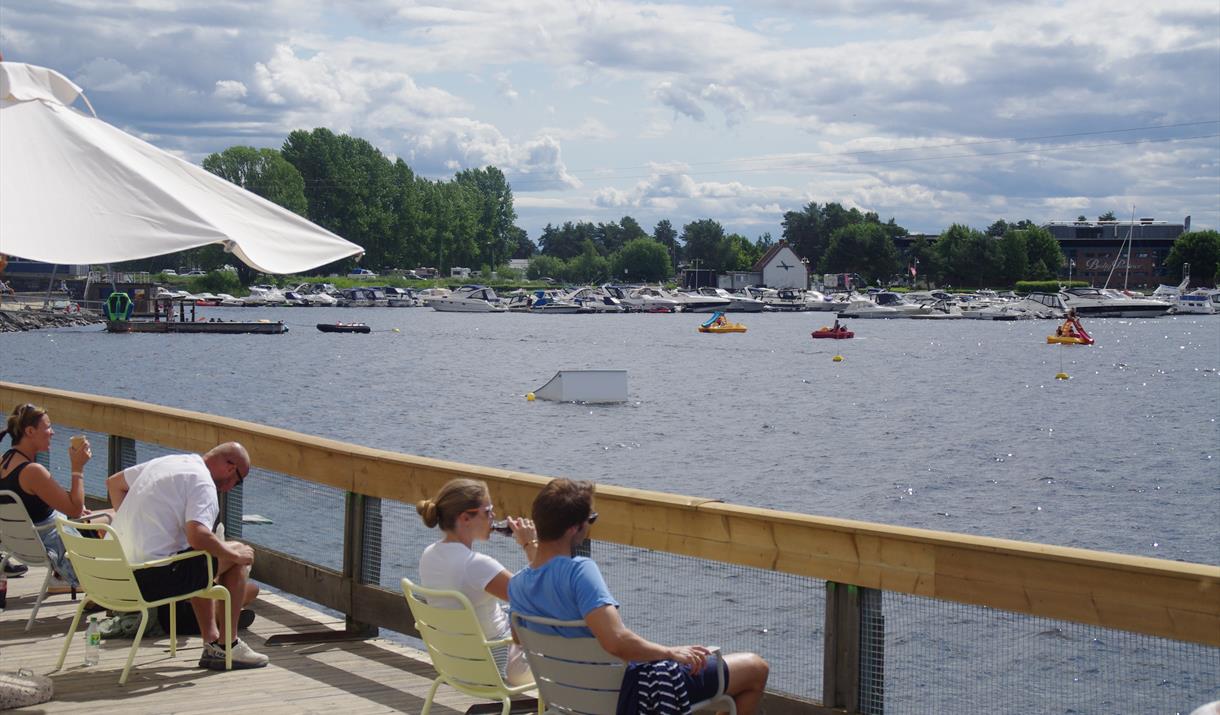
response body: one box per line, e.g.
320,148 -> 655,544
230,469 -> 345,571
876,591 -> 1220,715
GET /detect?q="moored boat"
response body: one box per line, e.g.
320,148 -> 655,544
317,322 -> 371,334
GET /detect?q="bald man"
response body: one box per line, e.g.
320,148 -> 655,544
107,442 -> 267,670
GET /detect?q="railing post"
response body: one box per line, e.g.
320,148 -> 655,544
823,581 -> 861,712
342,492 -> 378,637
107,436 -> 137,475
823,582 -> 885,715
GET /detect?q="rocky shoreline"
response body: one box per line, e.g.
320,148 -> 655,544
0,308 -> 104,332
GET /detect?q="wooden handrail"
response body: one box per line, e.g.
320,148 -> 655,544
4,380 -> 1217,646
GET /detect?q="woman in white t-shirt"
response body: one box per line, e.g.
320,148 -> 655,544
416,478 -> 537,686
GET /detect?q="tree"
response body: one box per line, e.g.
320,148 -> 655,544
508,227 -> 536,259
1020,226 -> 1063,280
997,231 -> 1028,286
653,219 -> 678,270
567,240 -> 609,283
611,238 -> 671,283
933,224 -> 1000,287
202,146 -> 309,216
1098,211 -> 1117,221
454,167 -> 517,270
1076,214 -> 1088,222
680,219 -> 727,270
986,219 -> 1010,237
819,223 -> 899,284
1165,230 -> 1220,286
526,254 -> 566,280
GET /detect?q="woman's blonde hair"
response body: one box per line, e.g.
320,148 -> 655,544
416,478 -> 488,531
5,403 -> 47,445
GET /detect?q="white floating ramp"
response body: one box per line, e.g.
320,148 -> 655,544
533,370 -> 628,403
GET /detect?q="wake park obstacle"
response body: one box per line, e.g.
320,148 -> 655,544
531,370 -> 628,403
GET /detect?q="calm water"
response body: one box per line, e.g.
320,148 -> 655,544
3,307 -> 1218,562
5,308 -> 1218,710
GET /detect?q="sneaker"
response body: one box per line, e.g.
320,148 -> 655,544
199,638 -> 269,670
3,560 -> 29,577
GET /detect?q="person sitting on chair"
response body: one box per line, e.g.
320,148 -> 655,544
416,478 -> 537,686
107,442 -> 267,670
1,403 -> 112,592
508,478 -> 770,714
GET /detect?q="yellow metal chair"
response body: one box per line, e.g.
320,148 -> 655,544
53,518 -> 232,684
0,490 -> 69,631
511,612 -> 736,715
401,577 -> 537,715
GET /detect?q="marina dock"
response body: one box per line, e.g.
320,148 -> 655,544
1,567 -> 508,714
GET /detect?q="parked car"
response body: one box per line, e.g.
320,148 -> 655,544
348,268 -> 378,279
182,269 -> 206,276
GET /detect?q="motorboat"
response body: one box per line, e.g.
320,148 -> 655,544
1174,289 -> 1219,315
697,287 -> 765,312
527,290 -> 585,314
697,312 -> 747,333
1059,286 -> 1171,318
243,284 -> 289,306
317,322 -> 371,334
906,298 -> 965,319
1019,292 -> 1069,319
426,285 -> 507,312
603,285 -> 681,312
382,287 -> 421,307
836,296 -> 900,319
802,289 -> 846,312
565,286 -> 625,313
758,287 -> 809,311
667,288 -> 732,313
337,287 -> 377,307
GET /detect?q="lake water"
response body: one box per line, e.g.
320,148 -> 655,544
4,307 -> 1217,562
4,307 -> 1217,711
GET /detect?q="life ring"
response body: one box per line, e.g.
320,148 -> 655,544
64,303 -> 80,314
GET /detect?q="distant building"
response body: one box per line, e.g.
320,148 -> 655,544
754,241 -> 808,290
1043,217 -> 1188,288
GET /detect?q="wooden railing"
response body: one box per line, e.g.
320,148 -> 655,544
4,381 -> 1218,712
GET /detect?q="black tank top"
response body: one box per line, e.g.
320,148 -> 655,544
0,449 -> 54,524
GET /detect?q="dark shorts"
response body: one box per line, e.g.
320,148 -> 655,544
682,652 -> 726,701
133,550 -> 212,602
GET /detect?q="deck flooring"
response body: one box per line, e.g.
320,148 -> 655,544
1,566 -> 534,713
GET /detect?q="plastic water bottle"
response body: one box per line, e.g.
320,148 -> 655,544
84,615 -> 101,665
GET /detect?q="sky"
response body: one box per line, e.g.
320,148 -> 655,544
2,1 -> 1218,244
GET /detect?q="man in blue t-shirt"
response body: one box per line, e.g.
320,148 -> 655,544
508,478 -> 770,714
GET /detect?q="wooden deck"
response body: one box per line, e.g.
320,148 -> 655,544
1,566 -> 534,713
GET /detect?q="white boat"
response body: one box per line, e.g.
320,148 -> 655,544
749,287 -> 807,311
666,288 -> 731,313
565,287 -> 626,313
426,285 -> 507,312
1174,290 -> 1218,315
603,285 -> 681,313
1058,286 -> 1171,318
697,287 -> 765,312
802,289 -> 845,312
243,284 -> 289,306
836,296 -> 900,319
526,290 -> 585,314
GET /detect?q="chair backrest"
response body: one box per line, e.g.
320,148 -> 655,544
510,611 -> 625,715
401,577 -> 509,695
0,490 -> 49,567
55,519 -> 145,611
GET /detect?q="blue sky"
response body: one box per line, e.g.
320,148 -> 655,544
3,0 -> 1218,243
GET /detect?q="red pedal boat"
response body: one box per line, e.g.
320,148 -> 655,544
811,326 -> 854,339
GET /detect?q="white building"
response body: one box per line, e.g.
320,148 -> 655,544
755,242 -> 808,290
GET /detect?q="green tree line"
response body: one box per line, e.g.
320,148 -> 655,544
109,128 -> 1214,289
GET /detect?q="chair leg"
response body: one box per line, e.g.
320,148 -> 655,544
221,589 -> 232,672
25,565 -> 54,631
500,695 -> 512,715
421,677 -> 442,715
120,609 -> 150,685
54,599 -> 87,672
168,598 -> 177,656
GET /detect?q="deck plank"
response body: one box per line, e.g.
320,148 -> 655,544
0,567 -> 519,713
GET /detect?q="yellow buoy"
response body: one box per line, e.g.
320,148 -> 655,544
832,355 -> 844,362
526,392 -> 536,401
1055,372 -> 1069,380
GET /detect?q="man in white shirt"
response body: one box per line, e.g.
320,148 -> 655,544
107,442 -> 267,670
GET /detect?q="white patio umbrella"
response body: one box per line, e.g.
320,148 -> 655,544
0,61 -> 363,274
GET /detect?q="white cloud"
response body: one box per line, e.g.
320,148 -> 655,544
213,79 -> 248,100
